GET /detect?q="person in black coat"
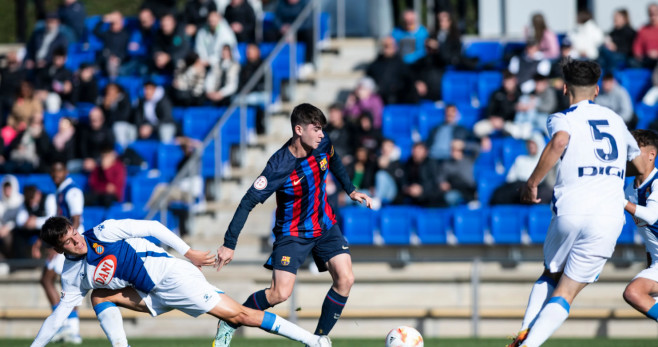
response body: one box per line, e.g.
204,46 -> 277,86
58,0 -> 87,42
366,36 -> 419,104
153,13 -> 191,74
184,0 -> 218,37
24,13 -> 68,70
134,82 -> 176,143
141,0 -> 178,19
78,107 -> 116,172
0,52 -> 26,122
71,63 -> 99,105
225,0 -> 257,43
94,11 -> 131,78
34,48 -> 74,105
401,142 -> 443,207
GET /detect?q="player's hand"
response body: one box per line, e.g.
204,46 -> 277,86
215,246 -> 234,272
349,191 -> 373,208
520,183 -> 541,204
184,249 -> 216,269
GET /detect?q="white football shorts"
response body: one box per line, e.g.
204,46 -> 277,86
633,263 -> 658,282
543,214 -> 623,283
138,259 -> 223,317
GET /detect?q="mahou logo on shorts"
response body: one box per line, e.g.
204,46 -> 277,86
93,255 -> 117,285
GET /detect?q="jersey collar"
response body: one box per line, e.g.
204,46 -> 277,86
637,167 -> 658,189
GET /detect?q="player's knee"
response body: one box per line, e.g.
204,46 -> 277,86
335,272 -> 355,291
623,285 -> 641,305
267,287 -> 292,305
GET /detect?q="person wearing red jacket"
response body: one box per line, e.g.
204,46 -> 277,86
86,145 -> 126,207
633,3 -> 658,68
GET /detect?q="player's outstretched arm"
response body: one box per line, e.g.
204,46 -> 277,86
522,131 -> 569,204
31,301 -> 76,347
102,219 -> 192,256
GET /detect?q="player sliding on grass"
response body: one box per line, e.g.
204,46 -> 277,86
509,58 -> 644,347
30,216 -> 330,347
622,129 -> 658,322
215,103 -> 372,346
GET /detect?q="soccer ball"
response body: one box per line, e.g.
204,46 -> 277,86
385,326 -> 424,347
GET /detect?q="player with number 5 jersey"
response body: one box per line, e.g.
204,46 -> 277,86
509,59 -> 644,347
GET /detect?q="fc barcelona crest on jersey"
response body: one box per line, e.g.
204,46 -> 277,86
319,158 -> 328,171
281,256 -> 291,266
92,243 -> 104,255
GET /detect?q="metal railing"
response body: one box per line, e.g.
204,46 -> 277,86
145,0 -> 322,222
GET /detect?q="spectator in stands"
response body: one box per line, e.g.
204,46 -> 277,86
94,11 -> 131,78
346,146 -> 376,195
87,145 -> 126,207
58,0 -> 86,42
366,36 -> 419,104
185,0 -> 219,37
474,71 -> 520,146
391,10 -> 428,65
79,107 -> 115,172
224,0 -> 257,43
14,185 -> 55,259
239,43 -> 267,133
595,72 -> 634,127
50,117 -> 77,164
508,39 -> 551,94
135,81 -> 176,143
437,139 -> 476,206
426,10 -> 463,68
268,0 -> 315,75
71,63 -> 99,105
101,83 -> 135,149
0,175 -> 23,258
128,8 -> 158,62
374,138 -> 403,205
490,135 -> 553,205
426,104 -> 472,162
153,13 -> 191,74
352,113 -> 382,157
205,45 -> 240,106
34,47 -> 73,111
195,10 -> 237,67
344,77 -> 384,129
15,0 -> 46,43
0,52 -> 26,122
526,13 -> 559,60
325,103 -> 353,165
401,142 -> 442,207
599,8 -> 636,72
633,3 -> 658,69
510,74 -> 557,139
7,81 -> 43,141
141,0 -> 178,19
643,65 -> 658,106
172,52 -> 207,107
24,13 -> 68,71
5,114 -> 50,174
567,10 -> 604,60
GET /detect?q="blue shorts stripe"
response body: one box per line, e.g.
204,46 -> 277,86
548,296 -> 570,314
93,302 -> 117,315
260,311 -> 277,331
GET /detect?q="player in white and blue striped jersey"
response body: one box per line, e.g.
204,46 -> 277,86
622,129 -> 658,321
30,217 -> 331,347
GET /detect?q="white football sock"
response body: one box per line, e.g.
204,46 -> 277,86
94,302 -> 129,347
521,276 -> 556,331
259,311 -> 319,346
66,317 -> 80,335
522,297 -> 570,347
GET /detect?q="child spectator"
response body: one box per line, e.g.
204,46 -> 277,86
205,45 -> 240,106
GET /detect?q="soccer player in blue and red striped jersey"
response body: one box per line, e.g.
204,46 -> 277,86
214,103 -> 372,346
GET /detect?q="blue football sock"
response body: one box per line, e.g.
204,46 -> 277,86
314,288 -> 348,335
646,303 -> 658,320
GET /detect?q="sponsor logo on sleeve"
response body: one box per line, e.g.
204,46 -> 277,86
93,255 -> 117,286
254,176 -> 268,190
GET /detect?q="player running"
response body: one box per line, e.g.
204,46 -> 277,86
622,129 -> 658,321
31,216 -> 330,347
509,58 -> 643,347
214,103 -> 372,345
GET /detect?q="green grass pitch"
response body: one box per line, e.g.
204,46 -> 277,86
2,338 -> 658,346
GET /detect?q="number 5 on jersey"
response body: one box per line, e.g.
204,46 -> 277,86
588,120 -> 618,162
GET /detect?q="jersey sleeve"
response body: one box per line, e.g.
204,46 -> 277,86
94,219 -> 191,255
321,134 -> 356,195
65,187 -> 84,217
546,113 -> 571,137
625,128 -> 641,161
634,180 -> 658,226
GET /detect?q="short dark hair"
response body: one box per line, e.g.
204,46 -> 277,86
632,129 -> 658,149
290,103 -> 327,129
502,70 -> 516,80
602,72 -> 615,81
41,216 -> 73,247
561,58 -> 601,86
328,102 -> 343,111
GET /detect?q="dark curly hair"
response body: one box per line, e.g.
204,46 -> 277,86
561,58 -> 601,87
632,129 -> 658,149
41,216 -> 73,248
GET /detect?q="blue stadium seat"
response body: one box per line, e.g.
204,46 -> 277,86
44,112 -> 64,138
157,144 -> 184,179
417,105 -> 444,141
83,15 -> 105,51
634,102 -> 658,130
382,105 -> 419,140
128,176 -> 163,207
477,71 -> 503,108
83,207 -> 106,229
455,102 -> 481,129
77,102 -> 96,123
489,205 -> 526,244
183,107 -> 220,140
341,206 -> 376,245
415,208 -> 448,244
128,140 -> 160,170
619,211 -> 637,244
452,207 -> 485,244
66,43 -> 96,71
24,174 -> 57,195
172,107 -> 186,123
320,12 -> 331,42
260,42 -> 306,79
477,172 -> 506,206
503,41 -> 525,62
106,204 -> 143,220
442,71 -> 478,104
379,206 -> 414,245
615,68 -> 652,103
394,136 -> 413,162
201,140 -> 232,178
502,137 -> 528,171
69,173 -> 88,191
464,41 -> 504,69
527,205 -> 552,243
